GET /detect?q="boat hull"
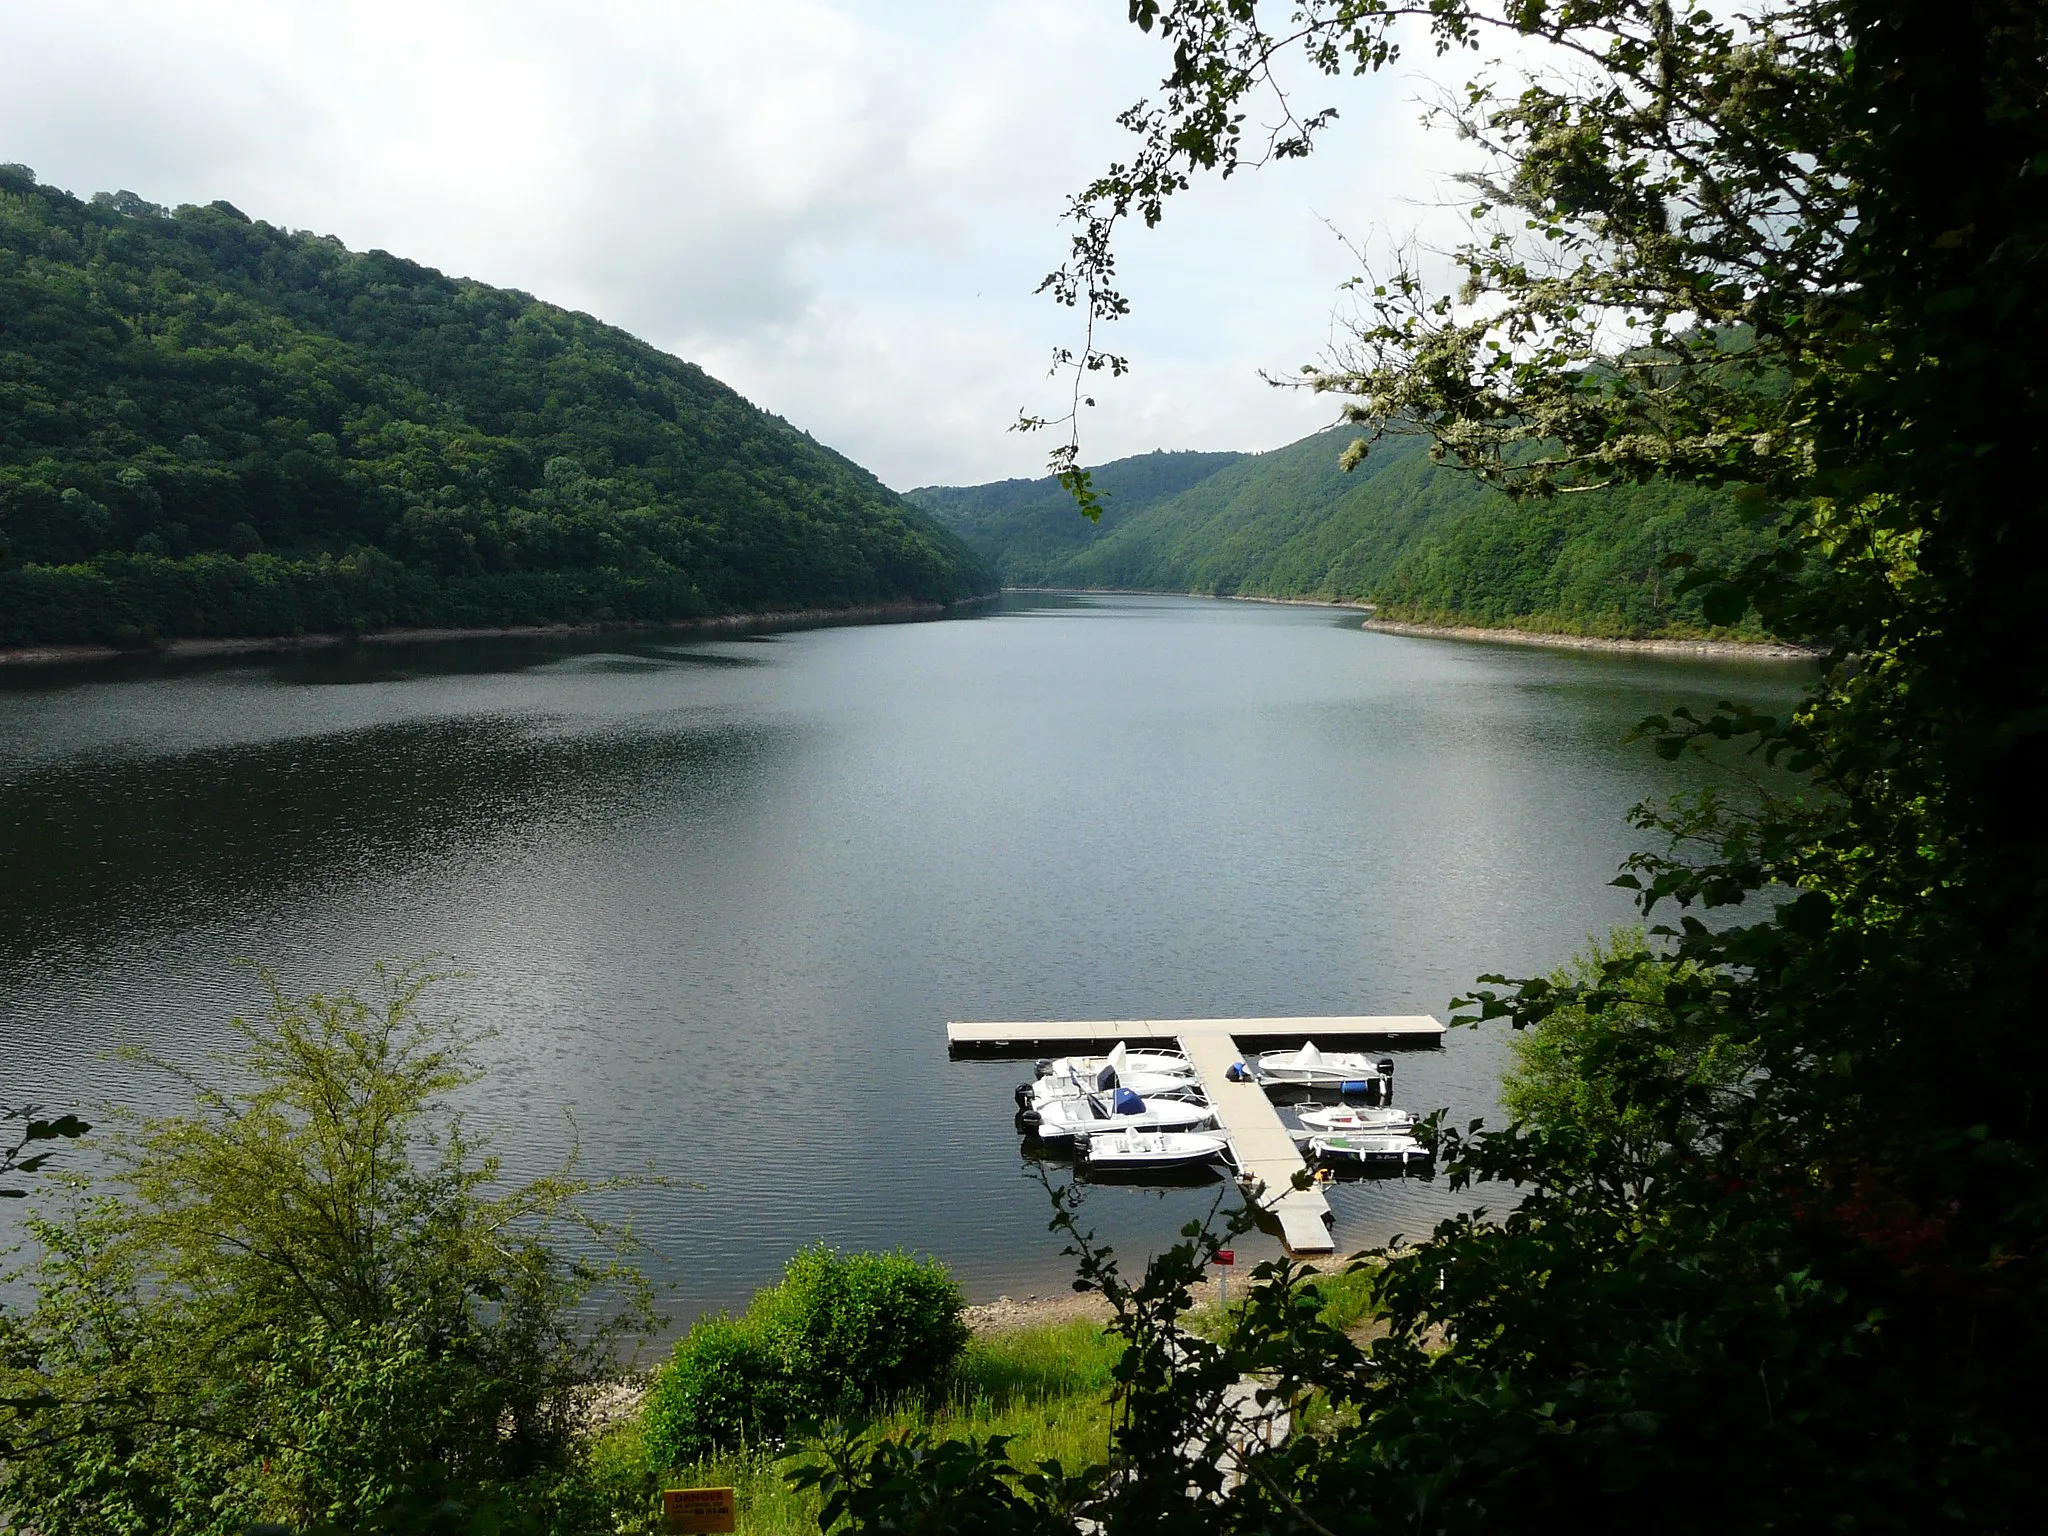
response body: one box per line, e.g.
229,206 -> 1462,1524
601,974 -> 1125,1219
1295,1106 -> 1418,1135
1038,1049 -> 1195,1081
1082,1129 -> 1232,1171
1309,1133 -> 1432,1167
1033,1095 -> 1217,1141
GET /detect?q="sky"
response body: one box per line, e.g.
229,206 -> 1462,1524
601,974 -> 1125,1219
0,1 -> 1478,489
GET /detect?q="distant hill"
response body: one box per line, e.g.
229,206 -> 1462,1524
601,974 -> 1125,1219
0,165 -> 994,647
920,426 -> 1779,640
905,449 -> 1245,586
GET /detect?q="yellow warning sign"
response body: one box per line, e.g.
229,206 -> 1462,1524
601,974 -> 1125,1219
664,1485 -> 736,1534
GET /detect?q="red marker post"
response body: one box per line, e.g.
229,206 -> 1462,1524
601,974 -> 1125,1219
1216,1248 -> 1235,1307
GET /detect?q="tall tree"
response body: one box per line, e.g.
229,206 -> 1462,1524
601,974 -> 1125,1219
831,2 -> 2048,1529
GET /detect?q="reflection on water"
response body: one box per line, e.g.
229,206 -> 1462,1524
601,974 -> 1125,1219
0,595 -> 1809,1323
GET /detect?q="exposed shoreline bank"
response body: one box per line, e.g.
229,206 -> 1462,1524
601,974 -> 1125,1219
1008,586 -> 1817,661
0,596 -> 996,669
1007,584 -> 1367,614
1358,616 -> 1821,661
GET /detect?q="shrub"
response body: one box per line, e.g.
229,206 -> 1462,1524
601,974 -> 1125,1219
760,1246 -> 972,1411
643,1247 -> 969,1467
641,1313 -> 787,1468
0,965 -> 654,1536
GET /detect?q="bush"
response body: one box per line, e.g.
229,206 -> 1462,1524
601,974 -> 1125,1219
761,1247 -> 972,1410
0,965 -> 655,1536
642,1314 -> 786,1467
643,1247 -> 968,1467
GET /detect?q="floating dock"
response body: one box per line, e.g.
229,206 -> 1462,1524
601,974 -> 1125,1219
946,1015 -> 1446,1053
949,1014 -> 1446,1254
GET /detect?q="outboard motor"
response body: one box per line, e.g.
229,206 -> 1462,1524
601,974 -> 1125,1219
1378,1058 -> 1396,1106
1034,1058 -> 1053,1078
1015,1083 -> 1035,1110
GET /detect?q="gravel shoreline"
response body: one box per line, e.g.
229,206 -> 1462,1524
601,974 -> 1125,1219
1007,588 -> 1816,659
1358,616 -> 1820,661
963,1278 -> 1260,1333
962,1290 -> 1116,1333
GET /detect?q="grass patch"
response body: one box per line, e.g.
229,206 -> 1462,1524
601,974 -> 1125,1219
608,1319 -> 1123,1536
609,1286 -> 1384,1533
1180,1261 -> 1383,1343
1308,1262 -> 1381,1334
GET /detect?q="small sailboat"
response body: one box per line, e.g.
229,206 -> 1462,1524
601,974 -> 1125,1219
1308,1132 -> 1432,1167
1082,1128 -> 1232,1171
1033,1086 -> 1217,1141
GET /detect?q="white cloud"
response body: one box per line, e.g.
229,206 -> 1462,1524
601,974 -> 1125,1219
1,0 -> 1477,486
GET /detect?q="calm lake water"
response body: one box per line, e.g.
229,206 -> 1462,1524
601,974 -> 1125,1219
0,594 -> 1809,1325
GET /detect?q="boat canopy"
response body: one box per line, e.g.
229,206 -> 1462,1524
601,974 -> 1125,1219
1113,1087 -> 1144,1115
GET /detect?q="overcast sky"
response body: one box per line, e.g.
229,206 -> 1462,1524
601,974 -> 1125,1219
0,1 -> 1474,489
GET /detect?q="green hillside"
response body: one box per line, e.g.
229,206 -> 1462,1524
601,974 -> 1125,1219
925,427 -> 1779,640
905,448 -> 1244,585
0,166 -> 994,647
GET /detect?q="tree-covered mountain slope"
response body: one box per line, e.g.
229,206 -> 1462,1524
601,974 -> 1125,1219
0,166 -> 993,647
905,448 -> 1244,586
923,426 -> 1780,639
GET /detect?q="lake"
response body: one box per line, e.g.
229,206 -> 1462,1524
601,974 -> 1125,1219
0,593 -> 1809,1323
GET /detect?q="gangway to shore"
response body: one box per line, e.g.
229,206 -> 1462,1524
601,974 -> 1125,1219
947,1014 -> 1446,1254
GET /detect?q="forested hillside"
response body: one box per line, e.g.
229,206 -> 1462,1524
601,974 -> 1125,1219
0,166 -> 993,646
922,427 -> 1781,639
905,449 -> 1243,585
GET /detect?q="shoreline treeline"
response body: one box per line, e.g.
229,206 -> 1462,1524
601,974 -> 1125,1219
0,168 -> 994,647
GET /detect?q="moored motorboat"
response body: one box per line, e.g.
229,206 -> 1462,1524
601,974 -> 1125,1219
1033,1086 -> 1217,1141
1254,1042 -> 1393,1094
1036,1041 -> 1196,1082
1294,1104 -> 1419,1136
1308,1132 -> 1431,1167
1082,1128 -> 1232,1171
1017,1062 -> 1205,1112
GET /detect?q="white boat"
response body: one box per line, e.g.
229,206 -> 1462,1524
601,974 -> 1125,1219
1021,1066 -> 1203,1110
1254,1042 -> 1391,1089
1082,1128 -> 1232,1171
1033,1087 -> 1217,1141
1036,1041 -> 1196,1082
1294,1104 -> 1418,1136
1308,1132 -> 1431,1167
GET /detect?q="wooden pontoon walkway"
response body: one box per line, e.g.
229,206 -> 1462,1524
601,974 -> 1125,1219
945,1015 -> 1446,1051
946,1015 -> 1446,1254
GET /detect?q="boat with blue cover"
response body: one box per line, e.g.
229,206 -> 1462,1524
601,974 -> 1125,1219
1031,1085 -> 1217,1142
1253,1041 -> 1394,1095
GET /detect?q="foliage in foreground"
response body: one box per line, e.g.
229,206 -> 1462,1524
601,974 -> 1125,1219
597,1319 -> 1123,1536
0,965 -> 656,1535
811,0 -> 2048,1529
642,1247 -> 971,1468
0,164 -> 994,646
